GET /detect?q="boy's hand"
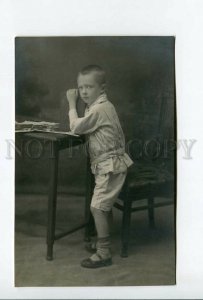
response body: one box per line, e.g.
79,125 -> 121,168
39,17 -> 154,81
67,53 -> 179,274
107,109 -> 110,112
66,89 -> 78,109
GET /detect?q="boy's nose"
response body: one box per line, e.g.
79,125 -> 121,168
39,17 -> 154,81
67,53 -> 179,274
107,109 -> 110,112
82,88 -> 88,94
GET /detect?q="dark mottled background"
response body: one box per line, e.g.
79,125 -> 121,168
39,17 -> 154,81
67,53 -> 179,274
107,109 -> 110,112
15,37 -> 175,194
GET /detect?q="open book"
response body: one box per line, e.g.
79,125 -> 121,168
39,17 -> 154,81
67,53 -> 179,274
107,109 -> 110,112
15,120 -> 79,136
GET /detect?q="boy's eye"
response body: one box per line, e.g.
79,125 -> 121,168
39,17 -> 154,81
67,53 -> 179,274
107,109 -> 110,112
78,85 -> 93,90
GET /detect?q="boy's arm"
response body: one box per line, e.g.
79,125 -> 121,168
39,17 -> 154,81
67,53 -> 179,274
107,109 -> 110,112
66,89 -> 100,135
69,109 -> 100,135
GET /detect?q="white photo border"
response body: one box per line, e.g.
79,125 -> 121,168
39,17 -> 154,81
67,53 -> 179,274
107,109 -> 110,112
0,0 -> 203,298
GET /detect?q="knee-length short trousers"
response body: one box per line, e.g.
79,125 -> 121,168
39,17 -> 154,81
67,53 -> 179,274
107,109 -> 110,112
91,171 -> 127,211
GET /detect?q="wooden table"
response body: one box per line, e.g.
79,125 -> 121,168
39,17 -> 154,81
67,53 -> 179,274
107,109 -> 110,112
16,131 -> 94,260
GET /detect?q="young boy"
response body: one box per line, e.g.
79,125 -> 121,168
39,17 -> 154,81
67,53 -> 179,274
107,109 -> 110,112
66,65 -> 133,268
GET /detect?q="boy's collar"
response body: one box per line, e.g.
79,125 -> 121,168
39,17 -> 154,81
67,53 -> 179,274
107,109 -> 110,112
87,93 -> 108,109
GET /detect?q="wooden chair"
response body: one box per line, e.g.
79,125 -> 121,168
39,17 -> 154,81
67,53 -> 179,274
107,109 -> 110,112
114,143 -> 175,257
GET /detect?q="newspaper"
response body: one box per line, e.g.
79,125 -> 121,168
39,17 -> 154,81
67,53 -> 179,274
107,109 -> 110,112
15,121 -> 79,136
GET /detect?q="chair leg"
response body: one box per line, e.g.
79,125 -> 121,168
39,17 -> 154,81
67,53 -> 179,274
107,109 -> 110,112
148,196 -> 155,228
121,197 -> 132,258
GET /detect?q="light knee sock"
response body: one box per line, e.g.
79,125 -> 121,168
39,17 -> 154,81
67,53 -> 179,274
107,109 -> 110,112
90,207 -> 112,260
91,237 -> 111,261
90,206 -> 110,238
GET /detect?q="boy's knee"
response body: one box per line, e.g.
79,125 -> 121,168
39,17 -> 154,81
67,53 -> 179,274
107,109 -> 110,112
90,206 -> 109,217
90,206 -> 100,216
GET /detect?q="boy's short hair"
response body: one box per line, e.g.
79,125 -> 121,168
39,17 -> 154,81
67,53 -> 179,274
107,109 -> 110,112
78,65 -> 106,85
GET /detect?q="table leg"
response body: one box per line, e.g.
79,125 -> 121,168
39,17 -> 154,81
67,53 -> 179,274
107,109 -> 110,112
148,196 -> 155,228
84,157 -> 95,241
46,143 -> 59,260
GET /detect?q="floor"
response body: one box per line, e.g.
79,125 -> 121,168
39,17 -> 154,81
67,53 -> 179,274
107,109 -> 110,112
15,193 -> 176,287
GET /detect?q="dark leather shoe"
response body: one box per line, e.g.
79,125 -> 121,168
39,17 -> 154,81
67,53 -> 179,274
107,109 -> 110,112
81,256 -> 112,268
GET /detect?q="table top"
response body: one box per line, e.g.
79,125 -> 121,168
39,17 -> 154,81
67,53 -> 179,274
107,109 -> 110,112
15,131 -> 85,150
16,131 -> 82,141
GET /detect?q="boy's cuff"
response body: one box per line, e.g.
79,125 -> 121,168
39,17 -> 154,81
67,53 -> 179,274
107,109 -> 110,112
69,108 -> 78,122
69,108 -> 77,113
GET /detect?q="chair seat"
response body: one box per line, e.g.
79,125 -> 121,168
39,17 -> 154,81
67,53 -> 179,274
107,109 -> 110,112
119,164 -> 174,200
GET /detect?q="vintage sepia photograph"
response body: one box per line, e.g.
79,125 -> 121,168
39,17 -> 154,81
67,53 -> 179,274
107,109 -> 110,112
15,36 -> 176,287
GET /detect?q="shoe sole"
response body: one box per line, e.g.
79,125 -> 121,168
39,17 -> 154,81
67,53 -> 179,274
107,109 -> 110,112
81,258 -> 112,268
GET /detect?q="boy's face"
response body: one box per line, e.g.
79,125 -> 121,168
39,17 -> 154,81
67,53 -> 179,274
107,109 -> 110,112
77,72 -> 104,106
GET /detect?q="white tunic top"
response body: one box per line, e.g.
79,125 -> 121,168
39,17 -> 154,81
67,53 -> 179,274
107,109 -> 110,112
69,93 -> 133,175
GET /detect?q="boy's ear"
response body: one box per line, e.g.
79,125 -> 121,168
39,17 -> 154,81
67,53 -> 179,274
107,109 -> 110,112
100,83 -> 106,93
